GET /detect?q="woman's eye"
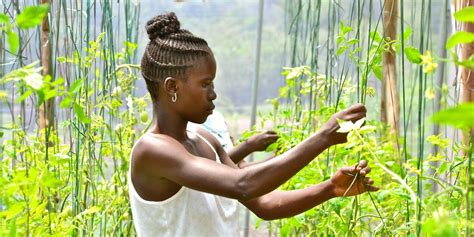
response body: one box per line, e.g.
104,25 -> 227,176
202,82 -> 212,88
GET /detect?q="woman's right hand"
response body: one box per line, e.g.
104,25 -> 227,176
319,104 -> 367,146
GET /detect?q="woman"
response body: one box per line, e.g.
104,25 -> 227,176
129,12 -> 378,236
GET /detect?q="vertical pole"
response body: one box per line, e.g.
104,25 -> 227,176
40,0 -> 53,131
431,0 -> 450,193
244,0 -> 264,236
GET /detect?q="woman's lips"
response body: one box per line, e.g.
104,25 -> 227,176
207,105 -> 215,113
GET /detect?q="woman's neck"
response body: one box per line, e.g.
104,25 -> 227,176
150,108 -> 189,142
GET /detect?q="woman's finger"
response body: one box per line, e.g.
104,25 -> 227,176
341,166 -> 356,175
345,112 -> 367,122
360,166 -> 371,176
365,185 -> 379,192
268,134 -> 279,140
363,177 -> 374,185
348,103 -> 366,113
358,160 -> 368,168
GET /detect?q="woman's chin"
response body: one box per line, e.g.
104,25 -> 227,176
189,115 -> 209,124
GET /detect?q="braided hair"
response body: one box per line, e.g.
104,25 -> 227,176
141,12 -> 212,102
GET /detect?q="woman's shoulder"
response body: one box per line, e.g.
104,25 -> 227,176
132,132 -> 185,162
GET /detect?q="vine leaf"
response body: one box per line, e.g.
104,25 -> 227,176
453,6 -> 474,23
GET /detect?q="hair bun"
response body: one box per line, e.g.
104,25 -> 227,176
146,12 -> 180,40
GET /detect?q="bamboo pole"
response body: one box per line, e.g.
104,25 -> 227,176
431,0 -> 450,193
245,0 -> 264,236
381,0 -> 400,135
453,1 -> 474,236
458,0 -> 474,144
39,0 -> 54,131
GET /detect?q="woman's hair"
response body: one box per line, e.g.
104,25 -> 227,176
141,12 -> 212,102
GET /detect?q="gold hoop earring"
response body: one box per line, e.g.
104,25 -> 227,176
171,93 -> 177,103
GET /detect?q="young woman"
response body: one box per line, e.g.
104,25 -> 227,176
129,12 -> 378,236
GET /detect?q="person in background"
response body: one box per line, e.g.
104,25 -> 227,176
189,110 -> 279,167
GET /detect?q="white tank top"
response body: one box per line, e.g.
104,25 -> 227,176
129,130 -> 239,237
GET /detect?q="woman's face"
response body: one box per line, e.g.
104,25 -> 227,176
177,54 -> 217,124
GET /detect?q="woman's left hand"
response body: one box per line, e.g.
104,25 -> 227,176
329,160 -> 379,197
245,130 -> 279,152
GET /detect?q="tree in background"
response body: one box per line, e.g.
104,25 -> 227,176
39,0 -> 54,131
381,0 -> 400,135
453,0 -> 474,145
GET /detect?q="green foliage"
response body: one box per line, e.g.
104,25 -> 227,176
422,207 -> 460,237
453,6 -> 474,23
6,31 -> 19,54
0,33 -> 143,236
431,102 -> 474,129
0,4 -> 49,54
15,4 -> 49,29
446,32 -> 474,49
404,46 -> 422,64
0,13 -> 19,54
250,65 -> 470,236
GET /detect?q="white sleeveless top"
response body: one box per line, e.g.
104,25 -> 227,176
129,130 -> 239,237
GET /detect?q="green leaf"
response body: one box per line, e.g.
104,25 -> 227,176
57,57 -> 66,63
265,142 -> 278,153
456,55 -> 474,70
37,89 -> 45,106
45,89 -> 57,100
336,46 -> 346,56
453,6 -> 474,23
9,219 -> 17,237
17,89 -> 33,103
0,13 -> 9,23
431,102 -> 474,128
60,96 -> 73,108
81,206 -> 101,215
6,31 -> 19,54
403,26 -> 412,42
73,102 -> 91,124
446,31 -> 474,49
340,22 -> 352,35
404,46 -> 422,64
286,69 -> 299,80
372,64 -> 383,80
438,162 -> 448,175
16,4 -> 49,29
69,78 -> 84,94
370,31 -> 383,43
52,76 -> 64,86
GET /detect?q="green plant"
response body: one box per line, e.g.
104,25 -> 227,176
248,64 -> 469,236
0,32 -> 144,236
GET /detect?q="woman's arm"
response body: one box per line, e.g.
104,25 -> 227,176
134,104 -> 367,201
241,160 -> 379,220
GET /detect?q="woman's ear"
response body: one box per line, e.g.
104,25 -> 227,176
163,77 -> 178,96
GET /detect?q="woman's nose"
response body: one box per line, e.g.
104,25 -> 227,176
209,88 -> 217,101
